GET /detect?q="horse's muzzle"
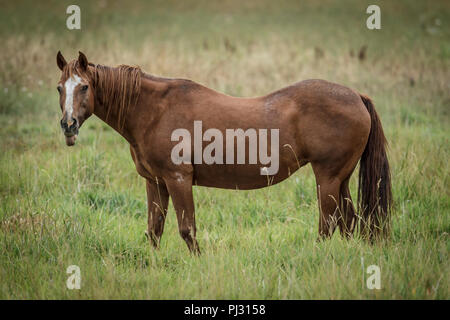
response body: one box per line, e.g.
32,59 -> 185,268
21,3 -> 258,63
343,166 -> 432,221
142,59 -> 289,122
64,134 -> 77,146
60,118 -> 79,146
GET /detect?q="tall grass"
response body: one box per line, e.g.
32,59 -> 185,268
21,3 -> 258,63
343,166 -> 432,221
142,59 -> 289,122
0,0 -> 448,299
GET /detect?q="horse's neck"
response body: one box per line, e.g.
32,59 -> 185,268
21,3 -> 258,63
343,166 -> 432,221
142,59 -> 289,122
92,75 -> 166,145
93,95 -> 136,144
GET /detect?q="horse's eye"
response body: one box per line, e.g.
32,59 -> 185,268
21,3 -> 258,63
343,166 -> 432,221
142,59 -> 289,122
57,86 -> 62,93
81,85 -> 88,92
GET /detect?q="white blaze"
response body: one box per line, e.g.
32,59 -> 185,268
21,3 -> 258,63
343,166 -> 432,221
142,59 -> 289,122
64,74 -> 82,123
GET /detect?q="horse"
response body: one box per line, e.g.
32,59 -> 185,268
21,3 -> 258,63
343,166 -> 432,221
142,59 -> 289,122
56,51 -> 392,254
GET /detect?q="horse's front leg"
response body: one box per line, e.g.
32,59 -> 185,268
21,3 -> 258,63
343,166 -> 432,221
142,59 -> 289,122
164,173 -> 200,255
145,178 -> 169,249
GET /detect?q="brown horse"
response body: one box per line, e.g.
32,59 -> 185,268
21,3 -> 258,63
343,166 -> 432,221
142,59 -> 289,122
56,51 -> 392,254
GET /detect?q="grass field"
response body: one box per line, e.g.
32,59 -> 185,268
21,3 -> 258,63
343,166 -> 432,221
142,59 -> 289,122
0,0 -> 449,299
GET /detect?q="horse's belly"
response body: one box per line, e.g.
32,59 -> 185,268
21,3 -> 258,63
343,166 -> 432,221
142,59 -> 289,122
192,162 -> 300,190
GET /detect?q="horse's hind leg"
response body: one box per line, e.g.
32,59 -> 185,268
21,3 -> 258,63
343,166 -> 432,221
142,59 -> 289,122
312,157 -> 359,240
338,176 -> 357,238
312,164 -> 343,239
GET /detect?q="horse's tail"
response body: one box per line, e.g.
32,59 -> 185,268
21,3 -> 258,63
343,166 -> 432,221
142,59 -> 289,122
358,94 -> 392,240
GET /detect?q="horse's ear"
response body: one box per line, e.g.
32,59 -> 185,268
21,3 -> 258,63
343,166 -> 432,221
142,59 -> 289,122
56,51 -> 67,71
78,51 -> 88,71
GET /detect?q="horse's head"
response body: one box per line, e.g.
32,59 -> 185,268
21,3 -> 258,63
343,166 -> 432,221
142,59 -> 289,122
56,51 -> 95,146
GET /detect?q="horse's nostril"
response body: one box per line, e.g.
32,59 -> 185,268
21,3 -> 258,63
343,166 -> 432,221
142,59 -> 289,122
69,118 -> 78,128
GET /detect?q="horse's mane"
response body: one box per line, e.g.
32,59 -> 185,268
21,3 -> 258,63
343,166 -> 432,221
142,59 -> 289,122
64,60 -> 142,129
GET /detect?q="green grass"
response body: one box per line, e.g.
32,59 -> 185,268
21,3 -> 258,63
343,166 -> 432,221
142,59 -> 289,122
0,0 -> 449,299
